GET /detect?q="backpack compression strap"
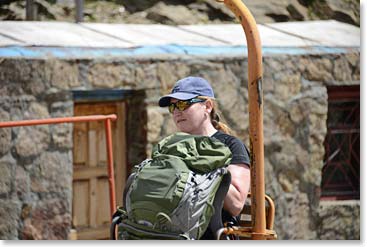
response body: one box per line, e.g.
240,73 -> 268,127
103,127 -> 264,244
205,172 -> 232,239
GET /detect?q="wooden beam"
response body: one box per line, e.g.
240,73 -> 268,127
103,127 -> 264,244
73,166 -> 108,180
72,225 -> 110,240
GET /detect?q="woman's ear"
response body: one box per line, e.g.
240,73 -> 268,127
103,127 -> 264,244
205,100 -> 213,114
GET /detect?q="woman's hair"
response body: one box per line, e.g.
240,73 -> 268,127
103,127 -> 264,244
198,96 -> 233,135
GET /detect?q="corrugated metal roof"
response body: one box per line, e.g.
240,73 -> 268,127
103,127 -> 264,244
0,20 -> 360,58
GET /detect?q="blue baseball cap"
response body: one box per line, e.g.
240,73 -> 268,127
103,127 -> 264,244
159,76 -> 215,107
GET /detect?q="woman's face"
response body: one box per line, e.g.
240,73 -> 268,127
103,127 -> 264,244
170,98 -> 208,135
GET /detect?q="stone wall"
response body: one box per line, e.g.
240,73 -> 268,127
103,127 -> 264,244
0,59 -> 74,239
0,50 -> 360,239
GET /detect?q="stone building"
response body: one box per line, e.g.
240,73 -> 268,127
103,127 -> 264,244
0,20 -> 360,240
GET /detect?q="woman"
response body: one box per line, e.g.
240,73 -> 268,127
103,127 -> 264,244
158,76 -> 251,237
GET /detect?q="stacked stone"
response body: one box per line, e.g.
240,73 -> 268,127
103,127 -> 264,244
0,50 -> 360,239
0,59 -> 74,239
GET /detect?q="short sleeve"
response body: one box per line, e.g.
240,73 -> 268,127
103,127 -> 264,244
211,131 -> 251,167
226,136 -> 251,167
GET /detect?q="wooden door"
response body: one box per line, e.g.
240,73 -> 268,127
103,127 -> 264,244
70,101 -> 127,239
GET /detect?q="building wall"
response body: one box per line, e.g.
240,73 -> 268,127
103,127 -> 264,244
0,51 -> 360,239
0,59 -> 74,239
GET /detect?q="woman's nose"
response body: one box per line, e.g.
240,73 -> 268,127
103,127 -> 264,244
173,108 -> 180,115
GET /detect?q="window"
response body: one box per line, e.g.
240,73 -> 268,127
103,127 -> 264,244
321,85 -> 360,200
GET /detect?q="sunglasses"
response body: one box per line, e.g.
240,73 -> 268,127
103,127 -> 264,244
168,98 -> 206,113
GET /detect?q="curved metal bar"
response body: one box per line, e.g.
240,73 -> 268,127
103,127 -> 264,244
265,194 -> 275,230
222,0 -> 266,239
0,114 -> 118,219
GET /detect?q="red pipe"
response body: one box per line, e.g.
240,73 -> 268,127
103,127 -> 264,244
0,114 -> 117,128
105,118 -> 117,216
0,114 -> 118,218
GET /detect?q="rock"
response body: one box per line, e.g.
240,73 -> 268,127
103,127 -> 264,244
119,63 -> 137,88
46,60 -> 80,90
318,201 -> 360,239
135,63 -> 159,90
20,199 -> 71,239
199,0 -> 236,21
87,63 -> 125,88
39,152 -> 72,191
157,62 -> 190,96
27,102 -> 50,119
242,0 -> 292,23
0,0 -> 360,26
333,56 -> 353,82
146,2 -> 205,25
0,1 -> 25,20
287,0 -> 309,21
15,126 -> 50,158
286,191 -> 316,239
0,200 -> 21,239
11,102 -> 50,158
50,101 -> 73,118
50,123 -> 73,149
0,110 -> 11,157
120,0 -> 162,13
147,107 -> 164,143
0,59 -> 30,85
34,0 -> 64,21
123,11 -> 153,24
15,165 -> 30,200
304,58 -> 333,83
274,73 -> 302,102
278,173 -> 294,192
0,160 -> 12,194
83,1 -> 129,23
312,0 -> 359,26
44,89 -> 72,105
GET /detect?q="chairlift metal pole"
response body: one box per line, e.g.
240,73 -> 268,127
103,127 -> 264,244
75,0 -> 84,22
217,0 -> 266,240
26,0 -> 37,21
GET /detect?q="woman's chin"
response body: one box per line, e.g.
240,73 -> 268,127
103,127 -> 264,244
177,124 -> 191,134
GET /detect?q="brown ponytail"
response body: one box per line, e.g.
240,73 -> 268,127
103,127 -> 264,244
198,96 -> 233,135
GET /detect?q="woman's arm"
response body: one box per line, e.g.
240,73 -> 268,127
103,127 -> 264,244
223,163 -> 251,216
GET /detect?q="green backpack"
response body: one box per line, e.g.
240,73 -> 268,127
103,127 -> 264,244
112,132 -> 232,240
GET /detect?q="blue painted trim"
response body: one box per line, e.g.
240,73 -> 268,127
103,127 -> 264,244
0,45 -> 359,59
72,89 -> 136,102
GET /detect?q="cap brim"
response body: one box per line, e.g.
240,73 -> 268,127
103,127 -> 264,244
158,92 -> 198,107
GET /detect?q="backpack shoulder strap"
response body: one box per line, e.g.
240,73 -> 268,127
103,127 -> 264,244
205,172 -> 232,239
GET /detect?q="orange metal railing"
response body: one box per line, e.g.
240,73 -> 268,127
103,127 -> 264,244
0,114 -> 118,218
216,0 -> 277,240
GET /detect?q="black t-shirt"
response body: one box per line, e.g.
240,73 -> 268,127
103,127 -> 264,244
211,131 -> 251,167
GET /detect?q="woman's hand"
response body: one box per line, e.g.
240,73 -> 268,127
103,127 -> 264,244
223,164 -> 251,216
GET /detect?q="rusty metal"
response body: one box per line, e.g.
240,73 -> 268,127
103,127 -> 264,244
264,195 -> 275,230
219,0 -> 269,240
0,114 -> 118,218
243,193 -> 275,231
217,226 -> 277,240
